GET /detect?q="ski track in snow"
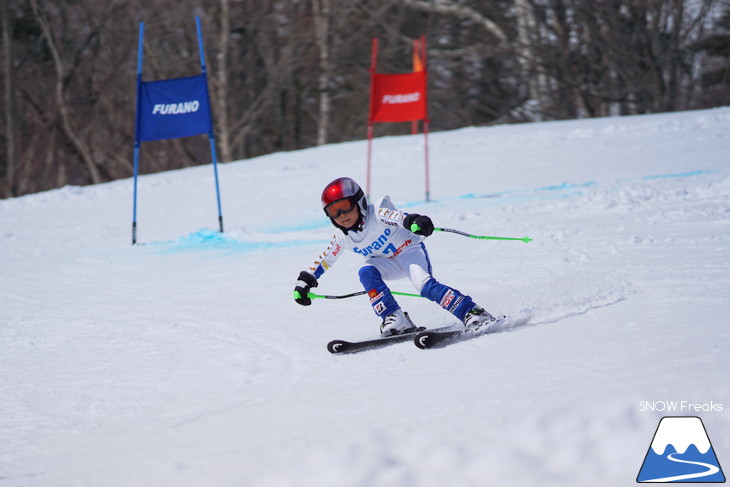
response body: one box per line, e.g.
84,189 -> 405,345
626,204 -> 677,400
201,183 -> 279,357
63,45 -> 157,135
527,285 -> 631,326
646,453 -> 721,482
2,108 -> 730,487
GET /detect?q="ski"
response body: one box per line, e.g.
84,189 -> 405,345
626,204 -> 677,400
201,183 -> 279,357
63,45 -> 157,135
414,315 -> 507,349
327,327 -> 426,354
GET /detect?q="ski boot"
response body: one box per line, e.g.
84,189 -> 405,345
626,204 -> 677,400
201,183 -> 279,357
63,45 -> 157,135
463,306 -> 496,328
380,309 -> 417,337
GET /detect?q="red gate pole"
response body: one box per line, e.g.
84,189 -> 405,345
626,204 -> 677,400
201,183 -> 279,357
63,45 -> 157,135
421,36 -> 430,202
424,119 -> 431,203
411,38 -> 420,135
366,122 -> 374,202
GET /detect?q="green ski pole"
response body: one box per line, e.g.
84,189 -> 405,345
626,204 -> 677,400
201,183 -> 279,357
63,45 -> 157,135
293,290 -> 424,301
410,224 -> 532,243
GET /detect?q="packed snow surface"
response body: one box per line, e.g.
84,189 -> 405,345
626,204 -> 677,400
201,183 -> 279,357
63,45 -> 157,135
2,108 -> 729,486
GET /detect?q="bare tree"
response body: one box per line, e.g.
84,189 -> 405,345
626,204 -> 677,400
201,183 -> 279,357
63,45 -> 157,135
312,0 -> 331,146
403,0 -> 508,42
514,0 -> 549,119
0,0 -> 727,199
30,0 -> 102,184
1,0 -> 15,197
692,3 -> 730,107
214,0 -> 232,162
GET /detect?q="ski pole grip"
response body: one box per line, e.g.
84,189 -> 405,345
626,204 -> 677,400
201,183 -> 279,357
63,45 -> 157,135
410,223 -> 421,233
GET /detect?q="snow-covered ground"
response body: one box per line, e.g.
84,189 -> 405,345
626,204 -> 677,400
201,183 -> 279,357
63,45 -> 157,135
2,107 -> 729,486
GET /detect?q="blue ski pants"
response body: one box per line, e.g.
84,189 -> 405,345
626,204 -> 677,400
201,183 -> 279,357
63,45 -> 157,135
358,243 -> 475,321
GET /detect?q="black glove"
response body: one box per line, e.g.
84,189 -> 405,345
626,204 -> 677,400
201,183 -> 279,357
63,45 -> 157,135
294,271 -> 318,306
403,213 -> 434,236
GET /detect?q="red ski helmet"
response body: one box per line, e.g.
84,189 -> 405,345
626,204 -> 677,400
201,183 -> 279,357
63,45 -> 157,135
321,177 -> 367,233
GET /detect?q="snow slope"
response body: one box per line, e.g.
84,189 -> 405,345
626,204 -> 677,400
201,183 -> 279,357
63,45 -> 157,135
1,108 -> 729,487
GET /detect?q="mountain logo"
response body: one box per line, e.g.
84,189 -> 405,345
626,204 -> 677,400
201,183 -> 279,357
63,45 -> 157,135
637,416 -> 725,483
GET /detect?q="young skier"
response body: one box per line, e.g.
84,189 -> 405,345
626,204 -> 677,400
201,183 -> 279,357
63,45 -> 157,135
293,177 -> 496,336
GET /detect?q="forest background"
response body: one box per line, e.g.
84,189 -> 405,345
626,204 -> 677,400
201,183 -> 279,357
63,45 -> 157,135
1,0 -> 729,198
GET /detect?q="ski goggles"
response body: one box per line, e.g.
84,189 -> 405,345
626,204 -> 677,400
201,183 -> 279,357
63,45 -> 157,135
324,198 -> 356,219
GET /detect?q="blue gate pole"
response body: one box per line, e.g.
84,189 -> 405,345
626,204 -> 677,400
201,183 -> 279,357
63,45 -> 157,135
132,22 -> 145,245
195,16 -> 224,233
